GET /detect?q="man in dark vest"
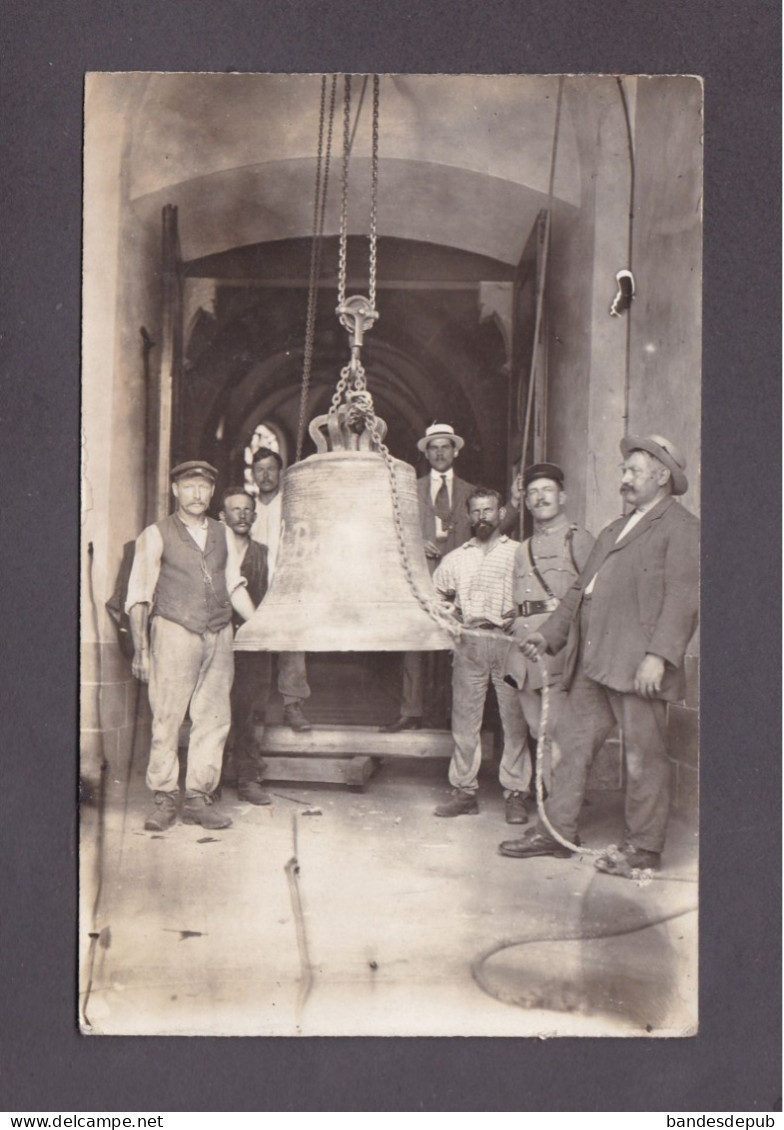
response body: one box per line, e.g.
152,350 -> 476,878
126,461 -> 255,832
219,485 -> 272,805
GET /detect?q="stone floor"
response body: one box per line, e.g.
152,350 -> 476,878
79,751 -> 698,1038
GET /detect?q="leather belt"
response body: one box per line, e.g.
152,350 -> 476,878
518,599 -> 558,618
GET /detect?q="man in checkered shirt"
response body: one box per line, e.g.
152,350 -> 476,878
431,487 -> 530,821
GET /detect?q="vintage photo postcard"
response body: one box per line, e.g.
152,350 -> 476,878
80,72 -> 701,1036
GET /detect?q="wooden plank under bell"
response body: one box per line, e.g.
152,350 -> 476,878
262,755 -> 378,786
256,724 -> 494,760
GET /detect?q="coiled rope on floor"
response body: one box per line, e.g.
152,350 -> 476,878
532,654 -> 697,883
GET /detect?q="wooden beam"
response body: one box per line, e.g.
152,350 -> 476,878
256,724 -> 493,760
184,277 -> 494,290
263,755 -> 378,786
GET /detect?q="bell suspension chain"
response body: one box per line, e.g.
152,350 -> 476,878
331,74 -> 461,643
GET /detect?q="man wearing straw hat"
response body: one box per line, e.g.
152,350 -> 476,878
498,435 -> 699,877
380,423 -> 475,732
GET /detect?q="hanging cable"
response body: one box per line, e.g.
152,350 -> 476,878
347,73 -> 368,158
518,75 -> 564,456
296,75 -> 337,463
616,76 -> 636,434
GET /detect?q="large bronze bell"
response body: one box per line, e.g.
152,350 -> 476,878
234,440 -> 456,652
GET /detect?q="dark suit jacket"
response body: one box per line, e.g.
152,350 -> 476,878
539,495 -> 699,700
232,538 -> 269,629
416,473 -> 476,573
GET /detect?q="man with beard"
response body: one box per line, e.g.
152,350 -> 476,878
431,487 -> 530,820
499,435 -> 699,876
249,447 -> 312,732
502,463 -> 595,802
219,486 -> 272,805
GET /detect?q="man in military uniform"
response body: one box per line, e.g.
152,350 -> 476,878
503,463 -> 594,808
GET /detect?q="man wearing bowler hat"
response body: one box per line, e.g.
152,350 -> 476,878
502,462 -> 595,807
381,423 -> 476,732
499,435 -> 699,876
126,460 -> 255,832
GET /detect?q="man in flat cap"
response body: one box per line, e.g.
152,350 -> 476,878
219,485 -> 272,806
126,460 -> 255,832
502,463 -> 595,813
249,446 -> 312,732
499,435 -> 699,876
381,423 -> 475,732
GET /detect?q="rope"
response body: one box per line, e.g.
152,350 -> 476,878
518,74 -> 563,453
616,76 -> 636,434
296,74 -> 337,463
531,653 -> 697,883
471,904 -> 698,1013
533,657 -> 593,855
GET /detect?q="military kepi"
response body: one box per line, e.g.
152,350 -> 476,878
523,462 -> 565,489
170,460 -> 219,482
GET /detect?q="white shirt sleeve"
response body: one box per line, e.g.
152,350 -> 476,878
125,525 -> 164,612
432,554 -> 456,600
224,525 -> 247,595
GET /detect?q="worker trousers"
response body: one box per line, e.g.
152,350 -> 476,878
400,650 -> 424,717
277,651 -> 310,705
229,650 -> 272,784
517,683 -> 566,794
147,617 -> 234,797
543,610 -> 671,852
448,632 -> 530,796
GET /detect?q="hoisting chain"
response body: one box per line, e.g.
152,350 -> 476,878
296,74 -> 337,463
330,73 -> 460,644
337,74 -> 352,311
337,74 -> 379,320
345,379 -> 462,643
368,74 -> 379,311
